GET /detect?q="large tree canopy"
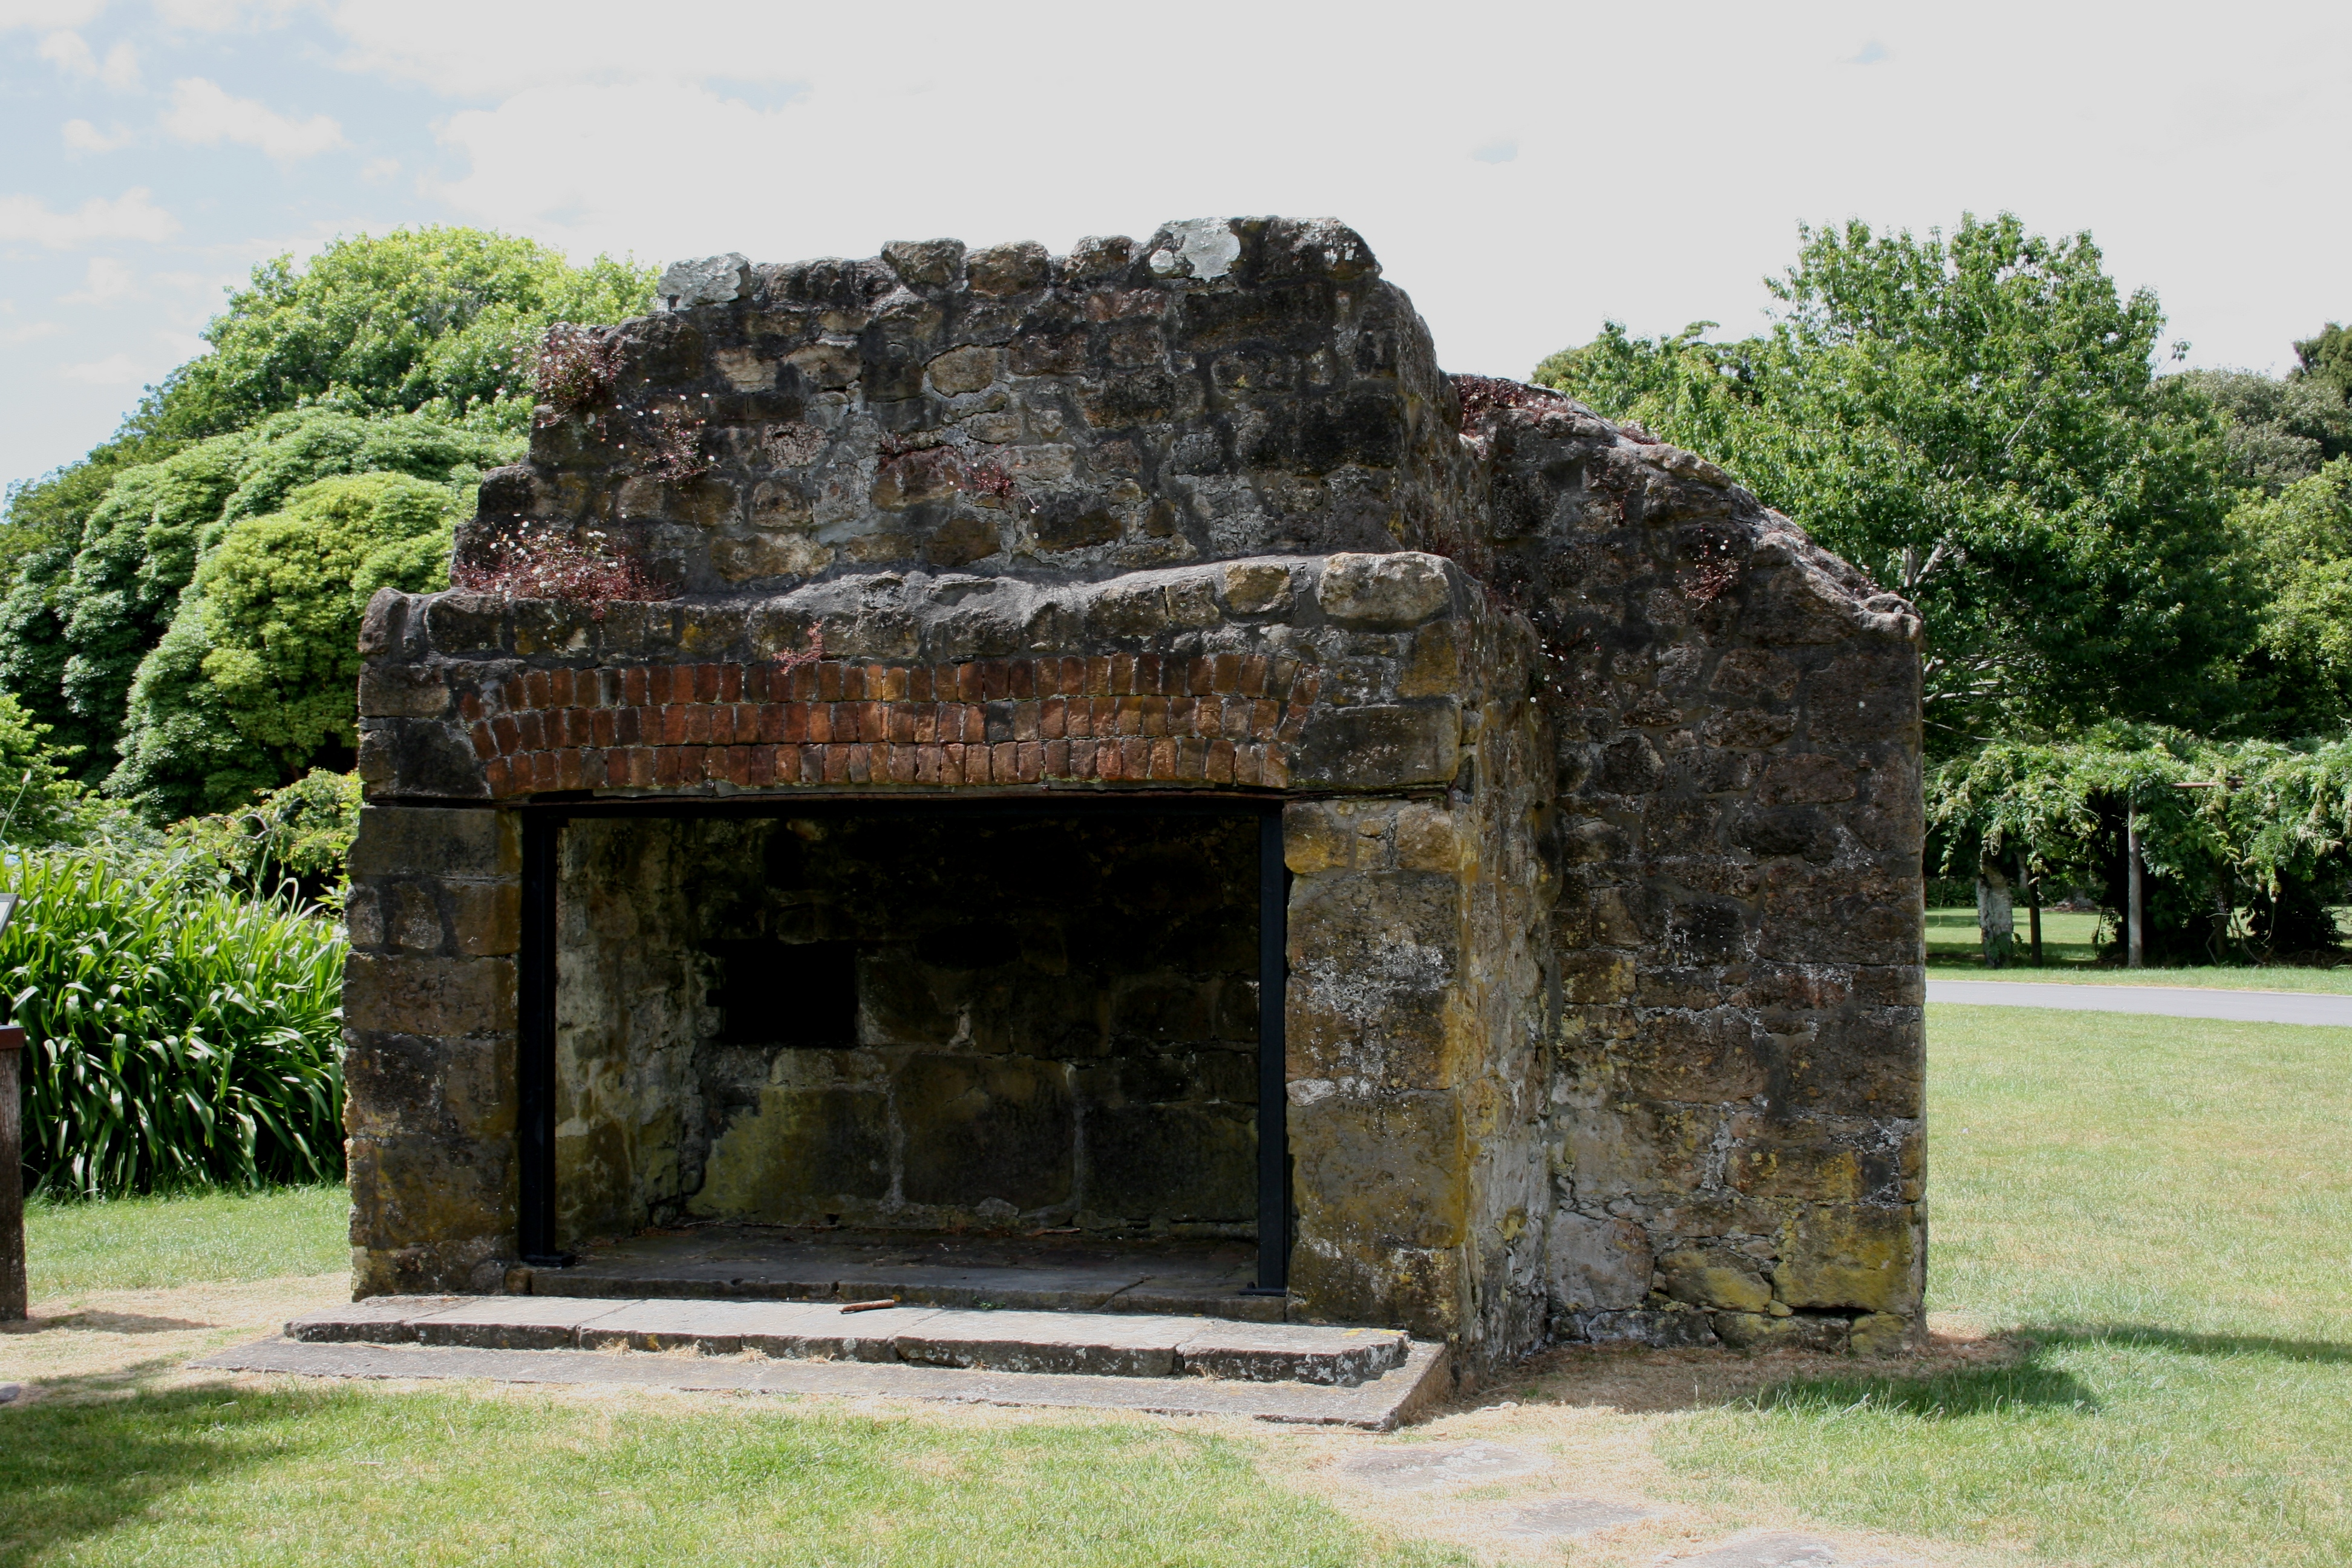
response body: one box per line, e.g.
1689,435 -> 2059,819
0,408 -> 517,786
111,471 -> 462,819
4,228 -> 652,561
1535,214 -> 2253,743
0,226 -> 653,814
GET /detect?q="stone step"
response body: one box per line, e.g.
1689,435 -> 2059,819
198,1334 -> 1452,1431
287,1295 -> 1414,1387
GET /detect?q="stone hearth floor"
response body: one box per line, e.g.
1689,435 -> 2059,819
513,1225 -> 1273,1319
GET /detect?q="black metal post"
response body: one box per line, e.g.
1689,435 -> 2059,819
1249,807 -> 1290,1295
517,810 -> 566,1266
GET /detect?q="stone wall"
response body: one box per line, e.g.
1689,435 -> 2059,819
342,214 -> 1925,1365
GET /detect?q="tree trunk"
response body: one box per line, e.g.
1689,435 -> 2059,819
0,1028 -> 22,1322
1978,860 -> 2015,970
2028,876 -> 2043,965
2126,805 -> 2145,969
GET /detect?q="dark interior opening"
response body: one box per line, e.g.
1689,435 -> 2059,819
552,808 -> 1262,1252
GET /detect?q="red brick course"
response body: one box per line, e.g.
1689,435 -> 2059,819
461,655 -> 1312,797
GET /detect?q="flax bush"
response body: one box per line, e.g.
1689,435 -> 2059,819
3,846 -> 346,1198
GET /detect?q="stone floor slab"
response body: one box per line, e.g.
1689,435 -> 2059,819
286,1295 -> 462,1343
407,1296 -> 638,1350
575,1298 -> 933,1361
1488,1497 -> 1662,1539
525,1226 -> 1270,1319
192,1335 -> 1451,1430
1668,1533 -> 1841,1566
1333,1439 -> 1549,1490
1174,1320 -> 1407,1385
894,1308 -> 1194,1377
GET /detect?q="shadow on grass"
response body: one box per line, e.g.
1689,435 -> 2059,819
1734,1358 -> 2100,1420
2026,1324 -> 2352,1365
0,1370 -> 350,1563
1719,1324 -> 2352,1425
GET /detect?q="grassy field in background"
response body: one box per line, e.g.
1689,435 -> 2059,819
21,1186 -> 349,1299
1662,1003 -> 2352,1566
1924,904 -> 2352,992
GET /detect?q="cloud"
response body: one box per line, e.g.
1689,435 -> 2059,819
0,187 -> 178,246
1,320 -> 64,345
0,0 -> 105,31
62,117 -> 134,152
1471,137 -> 1518,165
152,0 -> 302,27
1844,39 -> 1892,65
359,155 -> 399,182
35,28 -> 137,85
59,351 -> 152,385
162,77 -> 347,160
62,256 -> 137,304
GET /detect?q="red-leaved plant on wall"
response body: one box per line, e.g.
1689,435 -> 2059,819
450,526 -> 670,622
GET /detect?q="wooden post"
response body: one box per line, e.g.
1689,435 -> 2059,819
2126,804 -> 2146,970
1,1024 -> 24,1322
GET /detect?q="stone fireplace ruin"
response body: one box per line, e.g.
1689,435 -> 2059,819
343,217 -> 1927,1375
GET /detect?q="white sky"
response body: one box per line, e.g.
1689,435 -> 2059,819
4,0 -> 2350,495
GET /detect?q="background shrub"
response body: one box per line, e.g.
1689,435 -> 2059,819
5,846 -> 346,1198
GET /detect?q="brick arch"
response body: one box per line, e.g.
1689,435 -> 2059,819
461,653 -> 1321,799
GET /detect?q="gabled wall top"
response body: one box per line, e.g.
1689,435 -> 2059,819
467,218 -> 1469,598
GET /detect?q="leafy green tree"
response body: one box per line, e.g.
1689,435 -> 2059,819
2227,457 -> 2352,732
1535,214 -> 2252,740
3,227 -> 651,565
2295,322 -> 2352,398
2172,368 -> 2352,492
111,472 -> 461,819
154,227 -> 653,440
0,409 -> 515,788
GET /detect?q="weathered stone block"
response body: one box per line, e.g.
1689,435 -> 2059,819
1658,1246 -> 1773,1312
1317,551 -> 1454,629
348,806 -> 518,880
342,1030 -> 517,1142
344,953 -> 517,1036
899,1054 -> 1074,1211
1774,1204 -> 1918,1313
1547,1212 -> 1651,1312
1290,702 -> 1459,788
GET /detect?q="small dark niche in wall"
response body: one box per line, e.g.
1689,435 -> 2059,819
705,939 -> 858,1045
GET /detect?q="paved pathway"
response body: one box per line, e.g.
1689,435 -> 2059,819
1928,979 -> 2352,1026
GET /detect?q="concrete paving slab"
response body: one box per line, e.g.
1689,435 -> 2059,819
1668,1533 -> 1841,1566
1173,1320 -> 1406,1385
1333,1439 -> 1549,1490
192,1334 -> 1452,1430
1487,1497 -> 1662,1540
1929,978 -> 2352,1025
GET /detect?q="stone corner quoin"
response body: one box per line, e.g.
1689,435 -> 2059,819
342,214 -> 1927,1369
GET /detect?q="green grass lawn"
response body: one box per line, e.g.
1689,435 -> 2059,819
4,1198 -> 1462,1567
1661,1003 -> 2352,1566
21,1184 -> 350,1298
1926,904 -> 2352,992
11,1004 -> 2351,1565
